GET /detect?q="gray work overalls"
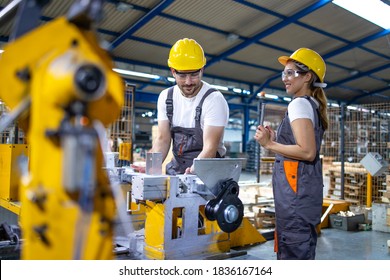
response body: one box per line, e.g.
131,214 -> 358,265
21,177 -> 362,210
165,87 -> 220,175
273,96 -> 324,260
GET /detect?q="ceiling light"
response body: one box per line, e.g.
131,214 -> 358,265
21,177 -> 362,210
116,2 -> 133,12
113,68 -> 160,80
226,33 -> 239,42
211,85 -> 229,91
264,93 -> 278,100
333,0 -> 390,29
349,70 -> 359,76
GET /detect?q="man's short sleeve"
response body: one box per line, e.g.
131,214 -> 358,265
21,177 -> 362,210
202,92 -> 229,127
157,89 -> 169,121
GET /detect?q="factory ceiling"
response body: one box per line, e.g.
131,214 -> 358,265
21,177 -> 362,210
0,0 -> 389,114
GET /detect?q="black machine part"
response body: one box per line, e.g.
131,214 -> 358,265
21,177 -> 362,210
0,222 -> 21,244
205,178 -> 244,233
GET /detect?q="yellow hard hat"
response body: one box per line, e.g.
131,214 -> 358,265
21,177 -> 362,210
167,38 -> 206,70
278,48 -> 326,83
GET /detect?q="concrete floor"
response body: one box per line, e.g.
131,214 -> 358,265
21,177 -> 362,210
231,228 -> 390,260
113,171 -> 390,261
2,171 -> 389,260
233,171 -> 390,260
115,223 -> 390,260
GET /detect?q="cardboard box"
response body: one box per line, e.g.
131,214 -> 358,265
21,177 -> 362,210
329,214 -> 365,231
360,152 -> 388,176
254,212 -> 275,229
383,192 -> 390,199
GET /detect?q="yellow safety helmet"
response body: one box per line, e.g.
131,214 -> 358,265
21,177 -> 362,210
278,48 -> 326,83
167,38 -> 206,70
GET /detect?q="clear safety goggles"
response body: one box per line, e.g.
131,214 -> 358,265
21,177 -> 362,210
281,69 -> 307,79
174,69 -> 201,80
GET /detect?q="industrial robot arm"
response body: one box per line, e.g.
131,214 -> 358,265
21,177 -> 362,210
0,0 -> 124,259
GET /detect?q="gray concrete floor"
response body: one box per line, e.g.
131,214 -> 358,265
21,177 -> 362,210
3,170 -> 386,260
113,171 -> 390,260
234,171 -> 390,260
231,228 -> 390,260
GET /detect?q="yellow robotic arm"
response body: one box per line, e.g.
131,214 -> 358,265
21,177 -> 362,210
0,0 -> 124,259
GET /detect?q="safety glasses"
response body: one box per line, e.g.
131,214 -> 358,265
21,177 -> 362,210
281,69 -> 307,79
174,69 -> 201,80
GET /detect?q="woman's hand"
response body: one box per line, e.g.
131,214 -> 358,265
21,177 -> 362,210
254,125 -> 275,148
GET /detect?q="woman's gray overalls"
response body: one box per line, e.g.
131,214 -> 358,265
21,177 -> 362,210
273,96 -> 324,260
165,87 -> 220,175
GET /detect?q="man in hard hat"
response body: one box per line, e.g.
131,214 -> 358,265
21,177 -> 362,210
151,38 -> 229,175
255,48 -> 328,260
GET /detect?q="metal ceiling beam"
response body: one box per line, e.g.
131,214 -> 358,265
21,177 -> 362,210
117,55 -> 355,107
347,86 -> 390,105
0,1 -> 387,106
236,0 -> 390,60
1,2 -> 362,77
104,1 -> 356,73
103,0 -> 384,86
124,76 -> 259,102
113,56 -> 260,87
331,63 -> 390,87
323,29 -> 390,59
109,0 -> 174,50
250,73 -> 281,103
104,1 -> 365,72
206,0 -> 332,67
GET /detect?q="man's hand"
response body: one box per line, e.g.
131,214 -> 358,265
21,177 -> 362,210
185,165 -> 195,174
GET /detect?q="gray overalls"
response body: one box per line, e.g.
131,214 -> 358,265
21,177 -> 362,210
273,96 -> 324,260
165,86 -> 220,175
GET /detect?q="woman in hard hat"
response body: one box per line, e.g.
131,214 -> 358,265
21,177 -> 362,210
151,38 -> 229,175
255,48 -> 328,260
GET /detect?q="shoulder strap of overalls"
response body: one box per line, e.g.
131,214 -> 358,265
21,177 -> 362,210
301,96 -> 324,162
195,88 -> 217,128
165,86 -> 174,126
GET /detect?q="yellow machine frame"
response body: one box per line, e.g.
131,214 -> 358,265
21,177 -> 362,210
0,144 -> 29,215
0,14 -> 123,259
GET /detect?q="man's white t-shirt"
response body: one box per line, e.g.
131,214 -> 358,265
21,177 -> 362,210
157,81 -> 229,156
288,96 -> 319,127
